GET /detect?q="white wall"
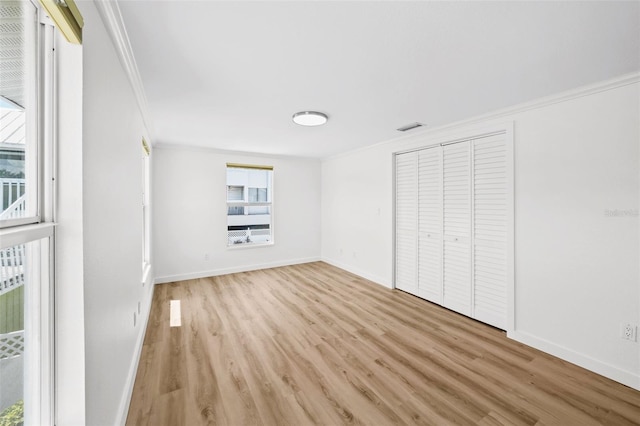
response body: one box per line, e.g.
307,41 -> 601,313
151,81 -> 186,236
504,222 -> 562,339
321,146 -> 393,285
321,76 -> 640,389
53,30 -> 85,425
509,82 -> 638,389
78,2 -> 153,424
153,147 -> 321,282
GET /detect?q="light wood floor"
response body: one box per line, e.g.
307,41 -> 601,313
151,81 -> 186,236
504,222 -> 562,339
126,262 -> 640,425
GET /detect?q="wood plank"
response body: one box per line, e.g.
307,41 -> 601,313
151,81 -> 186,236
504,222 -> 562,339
126,262 -> 640,426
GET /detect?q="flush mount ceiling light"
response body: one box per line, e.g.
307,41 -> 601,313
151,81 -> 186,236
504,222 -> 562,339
292,111 -> 328,126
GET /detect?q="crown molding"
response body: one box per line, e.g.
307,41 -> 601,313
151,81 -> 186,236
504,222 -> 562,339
93,0 -> 153,140
323,71 -> 640,161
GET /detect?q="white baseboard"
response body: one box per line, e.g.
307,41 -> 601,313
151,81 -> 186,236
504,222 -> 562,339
114,283 -> 156,425
153,256 -> 321,284
509,330 -> 640,391
318,260 -> 640,391
321,257 -> 391,289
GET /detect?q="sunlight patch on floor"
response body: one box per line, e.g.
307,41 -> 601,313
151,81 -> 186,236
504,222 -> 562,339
169,300 -> 181,327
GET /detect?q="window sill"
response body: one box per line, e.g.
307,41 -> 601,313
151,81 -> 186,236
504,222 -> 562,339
227,242 -> 274,250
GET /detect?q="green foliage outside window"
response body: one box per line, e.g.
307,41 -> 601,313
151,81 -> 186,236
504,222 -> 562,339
0,400 -> 24,426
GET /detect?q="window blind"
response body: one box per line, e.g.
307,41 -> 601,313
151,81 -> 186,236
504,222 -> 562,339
226,163 -> 273,171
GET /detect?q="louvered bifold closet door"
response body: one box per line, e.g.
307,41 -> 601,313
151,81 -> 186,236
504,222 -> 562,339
395,152 -> 418,294
442,142 -> 472,316
473,135 -> 508,329
417,147 -> 442,303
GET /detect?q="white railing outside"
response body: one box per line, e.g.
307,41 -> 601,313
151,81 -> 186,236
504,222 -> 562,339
0,194 -> 26,220
0,245 -> 25,297
228,229 -> 271,245
0,330 -> 24,359
0,178 -> 25,210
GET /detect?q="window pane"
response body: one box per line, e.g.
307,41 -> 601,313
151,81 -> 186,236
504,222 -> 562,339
247,205 -> 269,215
248,187 -> 267,203
0,1 -> 37,223
227,185 -> 243,201
227,225 -> 271,245
227,206 -> 244,216
0,239 -> 36,423
0,243 -> 25,421
0,235 -> 52,424
226,167 -> 272,246
142,153 -> 150,270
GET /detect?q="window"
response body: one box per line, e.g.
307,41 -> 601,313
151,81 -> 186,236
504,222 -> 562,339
226,164 -> 273,246
0,2 -> 56,424
141,139 -> 150,280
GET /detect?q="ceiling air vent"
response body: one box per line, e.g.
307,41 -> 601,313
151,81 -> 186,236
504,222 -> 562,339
396,122 -> 424,132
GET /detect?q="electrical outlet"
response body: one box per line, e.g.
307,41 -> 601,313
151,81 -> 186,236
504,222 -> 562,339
204,253 -> 210,261
620,323 -> 637,341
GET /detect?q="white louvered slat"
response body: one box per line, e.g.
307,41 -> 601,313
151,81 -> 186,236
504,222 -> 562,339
417,147 -> 442,303
473,134 -> 507,329
395,152 -> 417,294
442,142 -> 471,315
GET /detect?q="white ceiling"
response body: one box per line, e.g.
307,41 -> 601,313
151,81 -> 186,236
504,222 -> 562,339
118,1 -> 640,158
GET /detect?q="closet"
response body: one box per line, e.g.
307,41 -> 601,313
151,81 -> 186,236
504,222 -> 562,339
394,133 -> 511,330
